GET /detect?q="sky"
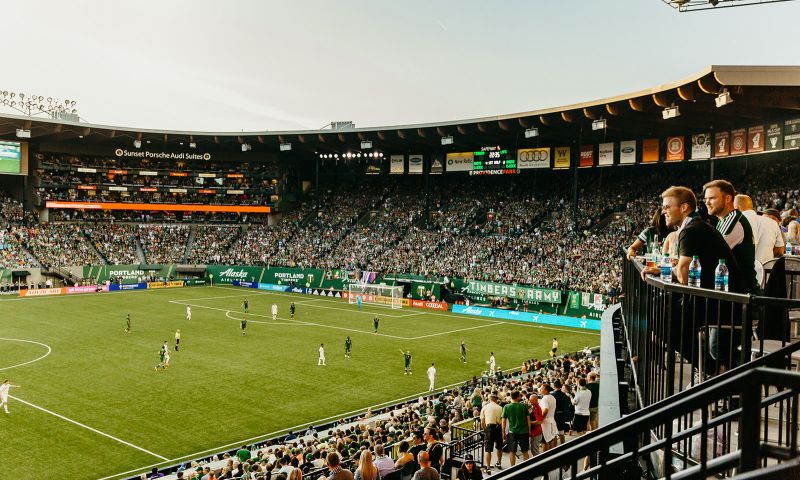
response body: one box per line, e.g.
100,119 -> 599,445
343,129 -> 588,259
1,0 -> 799,132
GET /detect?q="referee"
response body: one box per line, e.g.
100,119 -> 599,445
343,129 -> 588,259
480,393 -> 503,472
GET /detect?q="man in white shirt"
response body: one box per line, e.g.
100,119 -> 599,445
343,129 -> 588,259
735,195 -> 784,267
186,304 -> 191,321
373,444 -> 395,478
488,353 -> 496,376
538,384 -> 559,452
480,394 -> 503,471
318,343 -> 326,366
427,363 -> 436,391
272,303 -> 278,321
0,379 -> 20,413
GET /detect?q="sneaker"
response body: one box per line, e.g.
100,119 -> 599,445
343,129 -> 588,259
495,463 -> 502,470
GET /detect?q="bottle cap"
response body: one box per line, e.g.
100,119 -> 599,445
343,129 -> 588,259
719,259 -> 726,264
692,256 -> 699,259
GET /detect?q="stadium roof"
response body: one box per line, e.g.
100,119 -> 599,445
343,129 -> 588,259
1,65 -> 799,155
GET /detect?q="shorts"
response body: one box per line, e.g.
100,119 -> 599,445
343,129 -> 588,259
589,407 -> 598,424
176,339 -> 180,344
572,414 -> 590,432
507,432 -> 530,453
555,413 -> 568,434
484,424 -> 502,452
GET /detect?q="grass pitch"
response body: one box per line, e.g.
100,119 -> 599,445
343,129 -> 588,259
0,285 -> 598,479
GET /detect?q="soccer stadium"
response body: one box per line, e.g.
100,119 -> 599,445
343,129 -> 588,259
3,2 -> 800,480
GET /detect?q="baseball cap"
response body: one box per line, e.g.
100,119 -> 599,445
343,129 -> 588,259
464,454 -> 475,463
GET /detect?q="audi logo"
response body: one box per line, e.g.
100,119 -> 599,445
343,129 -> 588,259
518,150 -> 549,162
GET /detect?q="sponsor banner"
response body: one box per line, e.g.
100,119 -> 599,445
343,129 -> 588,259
109,283 -> 148,291
642,139 -> 659,163
45,201 -> 270,213
366,157 -> 382,175
665,136 -> 684,162
169,188 -> 187,194
690,133 -> 711,160
227,173 -> 244,178
445,152 -> 474,172
140,187 -> 157,192
619,140 -> 636,165
226,189 -> 245,195
78,185 -> 97,190
408,154 -> 423,174
553,147 -> 570,169
257,282 -> 291,292
65,285 -> 108,294
207,265 -> 265,284
579,145 -> 593,167
147,281 -> 185,289
198,173 -> 216,178
598,143 -> 614,166
390,154 -> 405,174
464,280 -> 561,304
410,299 -> 448,311
730,128 -> 747,155
19,287 -> 65,297
785,133 -> 800,149
263,267 -> 324,287
232,280 -> 258,288
139,171 -> 158,176
184,279 -> 206,286
766,122 -> 783,151
114,149 -> 211,161
77,167 -> 97,173
430,154 -> 444,175
714,131 -> 730,157
108,169 -> 128,175
108,186 -> 128,192
747,125 -> 765,153
451,305 -> 600,331
517,148 -> 550,169
198,189 -> 215,194
169,172 -> 188,177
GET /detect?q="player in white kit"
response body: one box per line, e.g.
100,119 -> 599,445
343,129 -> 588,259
318,343 -> 326,366
1,379 -> 20,413
186,304 -> 192,321
271,303 -> 278,321
427,363 -> 436,391
488,352 -> 496,376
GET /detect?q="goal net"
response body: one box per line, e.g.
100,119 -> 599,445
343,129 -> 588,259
347,283 -> 404,309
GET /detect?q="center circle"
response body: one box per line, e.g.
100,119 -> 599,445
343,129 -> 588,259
0,338 -> 52,372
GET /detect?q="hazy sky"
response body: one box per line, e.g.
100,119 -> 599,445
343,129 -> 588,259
2,0 -> 799,132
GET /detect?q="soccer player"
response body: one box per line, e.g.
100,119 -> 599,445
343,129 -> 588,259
488,352 -> 496,376
373,317 -> 380,335
155,344 -> 170,371
174,329 -> 181,351
356,295 -> 362,310
290,302 -> 296,318
161,341 -> 168,355
401,349 -> 412,375
125,313 -> 131,333
318,343 -> 326,366
271,303 -> 278,321
242,297 -> 249,313
186,304 -> 192,321
344,336 -> 352,358
460,341 -> 467,363
427,363 -> 436,391
241,317 -> 247,336
0,379 -> 20,413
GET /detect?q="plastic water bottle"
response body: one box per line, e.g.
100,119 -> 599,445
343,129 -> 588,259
660,253 -> 672,282
787,242 -> 793,256
689,256 -> 702,287
651,235 -> 661,264
714,259 -> 729,292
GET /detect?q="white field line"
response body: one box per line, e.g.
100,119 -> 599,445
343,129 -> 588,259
10,395 -> 168,461
0,338 -> 52,371
95,376 -> 479,480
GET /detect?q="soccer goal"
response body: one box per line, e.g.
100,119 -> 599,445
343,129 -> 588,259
347,283 -> 404,309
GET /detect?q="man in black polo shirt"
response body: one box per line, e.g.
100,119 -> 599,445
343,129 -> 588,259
703,179 -> 758,294
549,380 -> 570,445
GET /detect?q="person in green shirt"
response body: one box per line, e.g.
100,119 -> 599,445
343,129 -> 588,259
242,297 -> 249,313
236,445 -> 251,464
400,349 -> 412,374
460,341 -> 467,363
241,317 -> 247,336
502,390 -> 531,466
344,336 -> 352,358
125,313 -> 131,333
373,317 -> 380,334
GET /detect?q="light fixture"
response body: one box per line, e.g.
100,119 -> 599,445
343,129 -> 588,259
592,118 -> 607,131
662,105 -> 680,120
715,90 -> 733,108
708,0 -> 719,6
15,128 -> 31,139
524,128 -> 539,139
242,143 -> 252,152
189,142 -> 197,149
279,142 -> 291,152
361,140 -> 373,149
441,135 -> 454,146
133,139 -> 142,148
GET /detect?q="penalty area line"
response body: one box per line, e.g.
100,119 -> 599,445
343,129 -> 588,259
10,395 -> 168,461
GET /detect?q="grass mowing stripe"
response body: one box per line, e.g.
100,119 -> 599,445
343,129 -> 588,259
10,395 -> 168,461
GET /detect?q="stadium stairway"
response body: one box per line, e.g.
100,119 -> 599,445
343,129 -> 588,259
182,225 -> 195,264
82,228 -> 110,264
134,234 -> 146,264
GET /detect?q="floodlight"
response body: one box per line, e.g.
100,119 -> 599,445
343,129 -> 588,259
524,128 -> 539,139
662,106 -> 680,120
279,143 -> 291,152
592,119 -> 607,131
133,139 -> 142,148
715,90 -> 733,108
361,140 -> 373,149
441,135 -> 454,146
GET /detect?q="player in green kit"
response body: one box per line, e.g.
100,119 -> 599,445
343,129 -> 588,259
400,349 -> 412,374
373,317 -> 380,335
460,341 -> 467,363
125,314 -> 131,333
290,302 -> 296,318
242,297 -> 249,313
344,336 -> 352,358
241,317 -> 247,336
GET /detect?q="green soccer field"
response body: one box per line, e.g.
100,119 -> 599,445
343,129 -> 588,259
0,285 -> 598,479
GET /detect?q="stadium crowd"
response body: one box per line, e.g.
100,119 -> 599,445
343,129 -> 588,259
139,224 -> 190,264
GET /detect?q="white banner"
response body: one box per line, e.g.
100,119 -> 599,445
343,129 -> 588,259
77,167 -> 97,173
445,152 -> 474,172
408,154 -> 423,174
691,133 -> 711,160
619,140 -> 636,165
198,173 -> 216,178
598,143 -> 614,166
226,189 -> 245,195
517,148 -> 550,169
139,170 -> 158,176
108,186 -> 128,192
390,155 -> 404,174
169,188 -> 187,193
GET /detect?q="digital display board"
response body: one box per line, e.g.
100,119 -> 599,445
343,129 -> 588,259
470,146 -> 517,175
0,141 -> 22,174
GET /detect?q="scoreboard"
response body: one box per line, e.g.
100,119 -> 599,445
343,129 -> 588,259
470,146 -> 517,175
